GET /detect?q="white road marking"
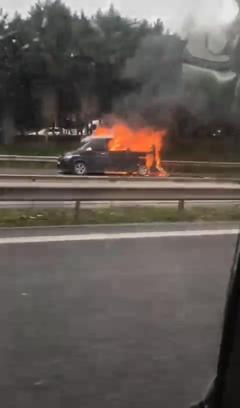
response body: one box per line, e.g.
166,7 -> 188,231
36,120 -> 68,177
0,229 -> 238,245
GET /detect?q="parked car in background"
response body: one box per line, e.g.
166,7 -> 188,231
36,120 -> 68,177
26,127 -> 82,137
25,119 -> 102,138
81,119 -> 102,136
63,128 -> 81,136
57,135 -> 149,176
26,127 -> 63,136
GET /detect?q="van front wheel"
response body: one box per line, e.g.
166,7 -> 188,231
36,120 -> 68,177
73,161 -> 87,176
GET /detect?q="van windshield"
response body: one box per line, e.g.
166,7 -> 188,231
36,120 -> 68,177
77,141 -> 92,151
78,138 -> 109,152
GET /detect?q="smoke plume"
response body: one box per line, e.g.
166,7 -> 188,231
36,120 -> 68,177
114,34 -> 185,128
160,0 -> 237,33
113,0 -> 239,129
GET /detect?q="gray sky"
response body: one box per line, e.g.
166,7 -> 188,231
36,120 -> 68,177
1,0 -> 238,30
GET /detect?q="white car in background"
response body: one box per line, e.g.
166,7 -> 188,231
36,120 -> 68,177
26,127 -> 82,136
26,127 -> 62,136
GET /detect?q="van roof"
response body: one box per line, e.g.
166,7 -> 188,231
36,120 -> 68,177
82,135 -> 113,142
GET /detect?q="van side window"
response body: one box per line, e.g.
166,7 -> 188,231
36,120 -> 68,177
91,139 -> 108,152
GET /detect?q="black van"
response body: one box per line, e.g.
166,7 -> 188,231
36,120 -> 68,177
57,136 -> 149,176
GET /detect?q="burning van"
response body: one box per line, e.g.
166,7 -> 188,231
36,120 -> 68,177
57,124 -> 167,176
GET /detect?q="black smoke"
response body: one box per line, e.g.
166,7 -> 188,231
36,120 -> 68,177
113,33 -> 186,129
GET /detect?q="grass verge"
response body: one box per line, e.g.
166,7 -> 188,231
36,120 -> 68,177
0,161 -> 55,170
0,145 -> 68,156
0,206 -> 240,227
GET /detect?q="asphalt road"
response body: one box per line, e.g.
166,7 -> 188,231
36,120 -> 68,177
0,223 -> 238,408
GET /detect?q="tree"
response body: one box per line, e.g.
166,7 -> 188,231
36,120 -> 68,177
0,1 -> 166,140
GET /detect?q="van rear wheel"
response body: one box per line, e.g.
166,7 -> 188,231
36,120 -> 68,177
73,161 -> 87,176
137,164 -> 148,176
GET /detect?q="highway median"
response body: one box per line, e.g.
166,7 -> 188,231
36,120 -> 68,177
1,206 -> 240,227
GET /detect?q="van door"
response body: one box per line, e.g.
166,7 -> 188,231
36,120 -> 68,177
90,139 -> 111,173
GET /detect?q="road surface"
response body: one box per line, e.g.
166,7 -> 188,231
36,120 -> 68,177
0,223 -> 238,408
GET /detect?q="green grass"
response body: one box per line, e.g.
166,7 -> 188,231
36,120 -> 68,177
1,206 -> 240,227
0,161 -> 55,170
0,144 -> 70,156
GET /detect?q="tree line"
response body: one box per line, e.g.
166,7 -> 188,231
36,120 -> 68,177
0,1 -> 166,142
0,0 -> 239,160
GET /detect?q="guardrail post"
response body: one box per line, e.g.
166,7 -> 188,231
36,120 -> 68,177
178,199 -> 185,212
74,200 -> 81,222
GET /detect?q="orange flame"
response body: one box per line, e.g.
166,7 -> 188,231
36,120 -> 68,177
95,123 -> 167,176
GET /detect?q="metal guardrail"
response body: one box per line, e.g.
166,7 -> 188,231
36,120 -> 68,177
0,182 -> 240,202
0,174 -> 232,183
165,160 -> 240,168
1,155 -> 240,168
0,174 -> 240,186
0,154 -> 56,162
0,181 -> 240,217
